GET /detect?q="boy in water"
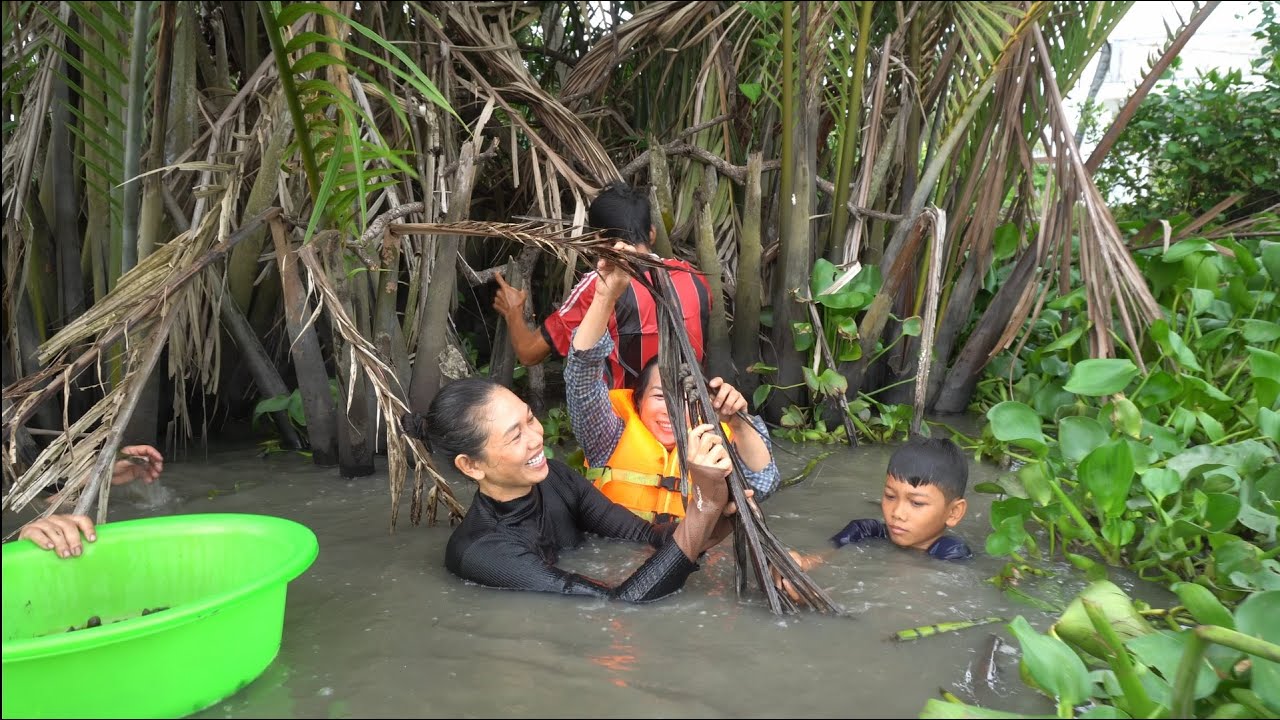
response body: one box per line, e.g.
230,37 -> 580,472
829,436 -> 972,560
779,437 -> 972,595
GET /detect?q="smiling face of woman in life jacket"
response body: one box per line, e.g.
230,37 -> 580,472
636,374 -> 678,449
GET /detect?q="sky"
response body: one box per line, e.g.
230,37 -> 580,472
1063,1 -> 1268,119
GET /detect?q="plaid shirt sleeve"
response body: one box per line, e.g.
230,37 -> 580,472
564,331 -> 625,467
737,415 -> 781,499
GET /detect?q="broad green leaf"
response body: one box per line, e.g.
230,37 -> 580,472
1162,238 -> 1215,262
1140,468 -> 1182,502
1059,416 -> 1107,464
1171,582 -> 1234,629
1261,242 -> 1280,286
1018,461 -> 1054,505
791,322 -> 814,352
1007,617 -> 1092,707
1151,320 -> 1203,372
920,698 -> 1053,718
1042,324 -> 1086,353
816,290 -> 869,310
1235,591 -> 1280,714
992,222 -> 1020,261
803,367 -> 819,392
1260,407 -> 1280,444
739,82 -> 763,103
1064,359 -> 1139,396
1203,493 -> 1242,533
901,316 -> 922,337
1079,440 -> 1134,517
1111,398 -> 1143,438
1128,630 -> 1220,701
1134,371 -> 1182,407
752,384 -> 772,410
1248,347 -> 1280,409
810,257 -> 838,295
1242,320 -> 1280,344
986,401 -> 1046,452
816,368 -> 848,397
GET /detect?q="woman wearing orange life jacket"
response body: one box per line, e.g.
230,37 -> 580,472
565,242 -> 780,522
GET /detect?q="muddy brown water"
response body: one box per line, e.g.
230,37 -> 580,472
4,438 -> 1173,718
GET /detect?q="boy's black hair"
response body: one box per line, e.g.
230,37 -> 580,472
886,436 -> 967,502
589,182 -> 652,248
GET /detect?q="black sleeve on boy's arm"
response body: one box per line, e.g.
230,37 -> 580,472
830,518 -> 889,548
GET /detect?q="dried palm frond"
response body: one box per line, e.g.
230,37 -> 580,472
387,221 -> 671,274
634,266 -> 846,617
1,204 -> 278,524
295,244 -> 464,529
991,28 -> 1161,365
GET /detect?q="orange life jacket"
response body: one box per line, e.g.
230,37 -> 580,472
584,389 -> 733,522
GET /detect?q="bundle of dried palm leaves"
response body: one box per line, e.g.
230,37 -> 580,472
387,221 -> 671,274
633,265 -> 845,616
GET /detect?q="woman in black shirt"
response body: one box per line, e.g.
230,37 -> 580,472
402,378 -> 741,603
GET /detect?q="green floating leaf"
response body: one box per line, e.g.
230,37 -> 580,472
1079,440 -> 1135,517
986,401 -> 1046,452
1060,416 -> 1107,464
1140,468 -> 1182,503
1242,320 -> 1280,344
1171,582 -> 1234,629
1128,630 -> 1221,702
1053,580 -> 1153,662
1007,617 -> 1093,708
1235,591 -> 1280,714
1064,359 -> 1139,396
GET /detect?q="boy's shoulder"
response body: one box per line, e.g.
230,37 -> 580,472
926,534 -> 973,561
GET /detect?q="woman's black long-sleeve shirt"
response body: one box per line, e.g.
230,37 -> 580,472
443,459 -> 700,602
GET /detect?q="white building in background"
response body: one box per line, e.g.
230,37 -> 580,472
1064,0 -> 1267,150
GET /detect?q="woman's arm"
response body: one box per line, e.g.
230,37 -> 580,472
564,333 -> 625,466
706,378 -> 780,498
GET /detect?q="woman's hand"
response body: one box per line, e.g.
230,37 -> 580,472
111,445 -> 164,486
19,514 -> 97,558
685,424 -> 731,510
594,241 -> 637,302
707,377 -> 748,426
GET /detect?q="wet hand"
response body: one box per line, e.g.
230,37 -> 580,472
19,514 -> 97,558
112,445 -> 164,485
492,271 -> 528,320
594,241 -> 637,301
770,550 -> 819,605
707,377 -> 748,425
685,424 -> 731,510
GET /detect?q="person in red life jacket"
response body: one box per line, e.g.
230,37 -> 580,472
492,182 -> 711,390
564,242 -> 779,522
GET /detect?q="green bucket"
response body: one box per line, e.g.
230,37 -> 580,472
2,513 -> 319,719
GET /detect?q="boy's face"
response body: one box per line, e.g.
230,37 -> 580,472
880,474 -> 967,552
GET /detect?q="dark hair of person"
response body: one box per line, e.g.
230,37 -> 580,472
401,378 -> 501,464
631,357 -> 663,413
588,182 -> 652,248
886,436 -> 968,501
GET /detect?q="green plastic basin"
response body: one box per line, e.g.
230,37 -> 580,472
2,513 -> 319,719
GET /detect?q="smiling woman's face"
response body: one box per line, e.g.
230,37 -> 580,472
636,375 -> 678,449
454,386 -> 548,501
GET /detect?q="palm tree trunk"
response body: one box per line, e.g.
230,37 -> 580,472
218,286 -> 303,450
409,140 -> 480,412
732,152 -> 764,392
694,170 -> 732,380
270,219 -> 338,466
